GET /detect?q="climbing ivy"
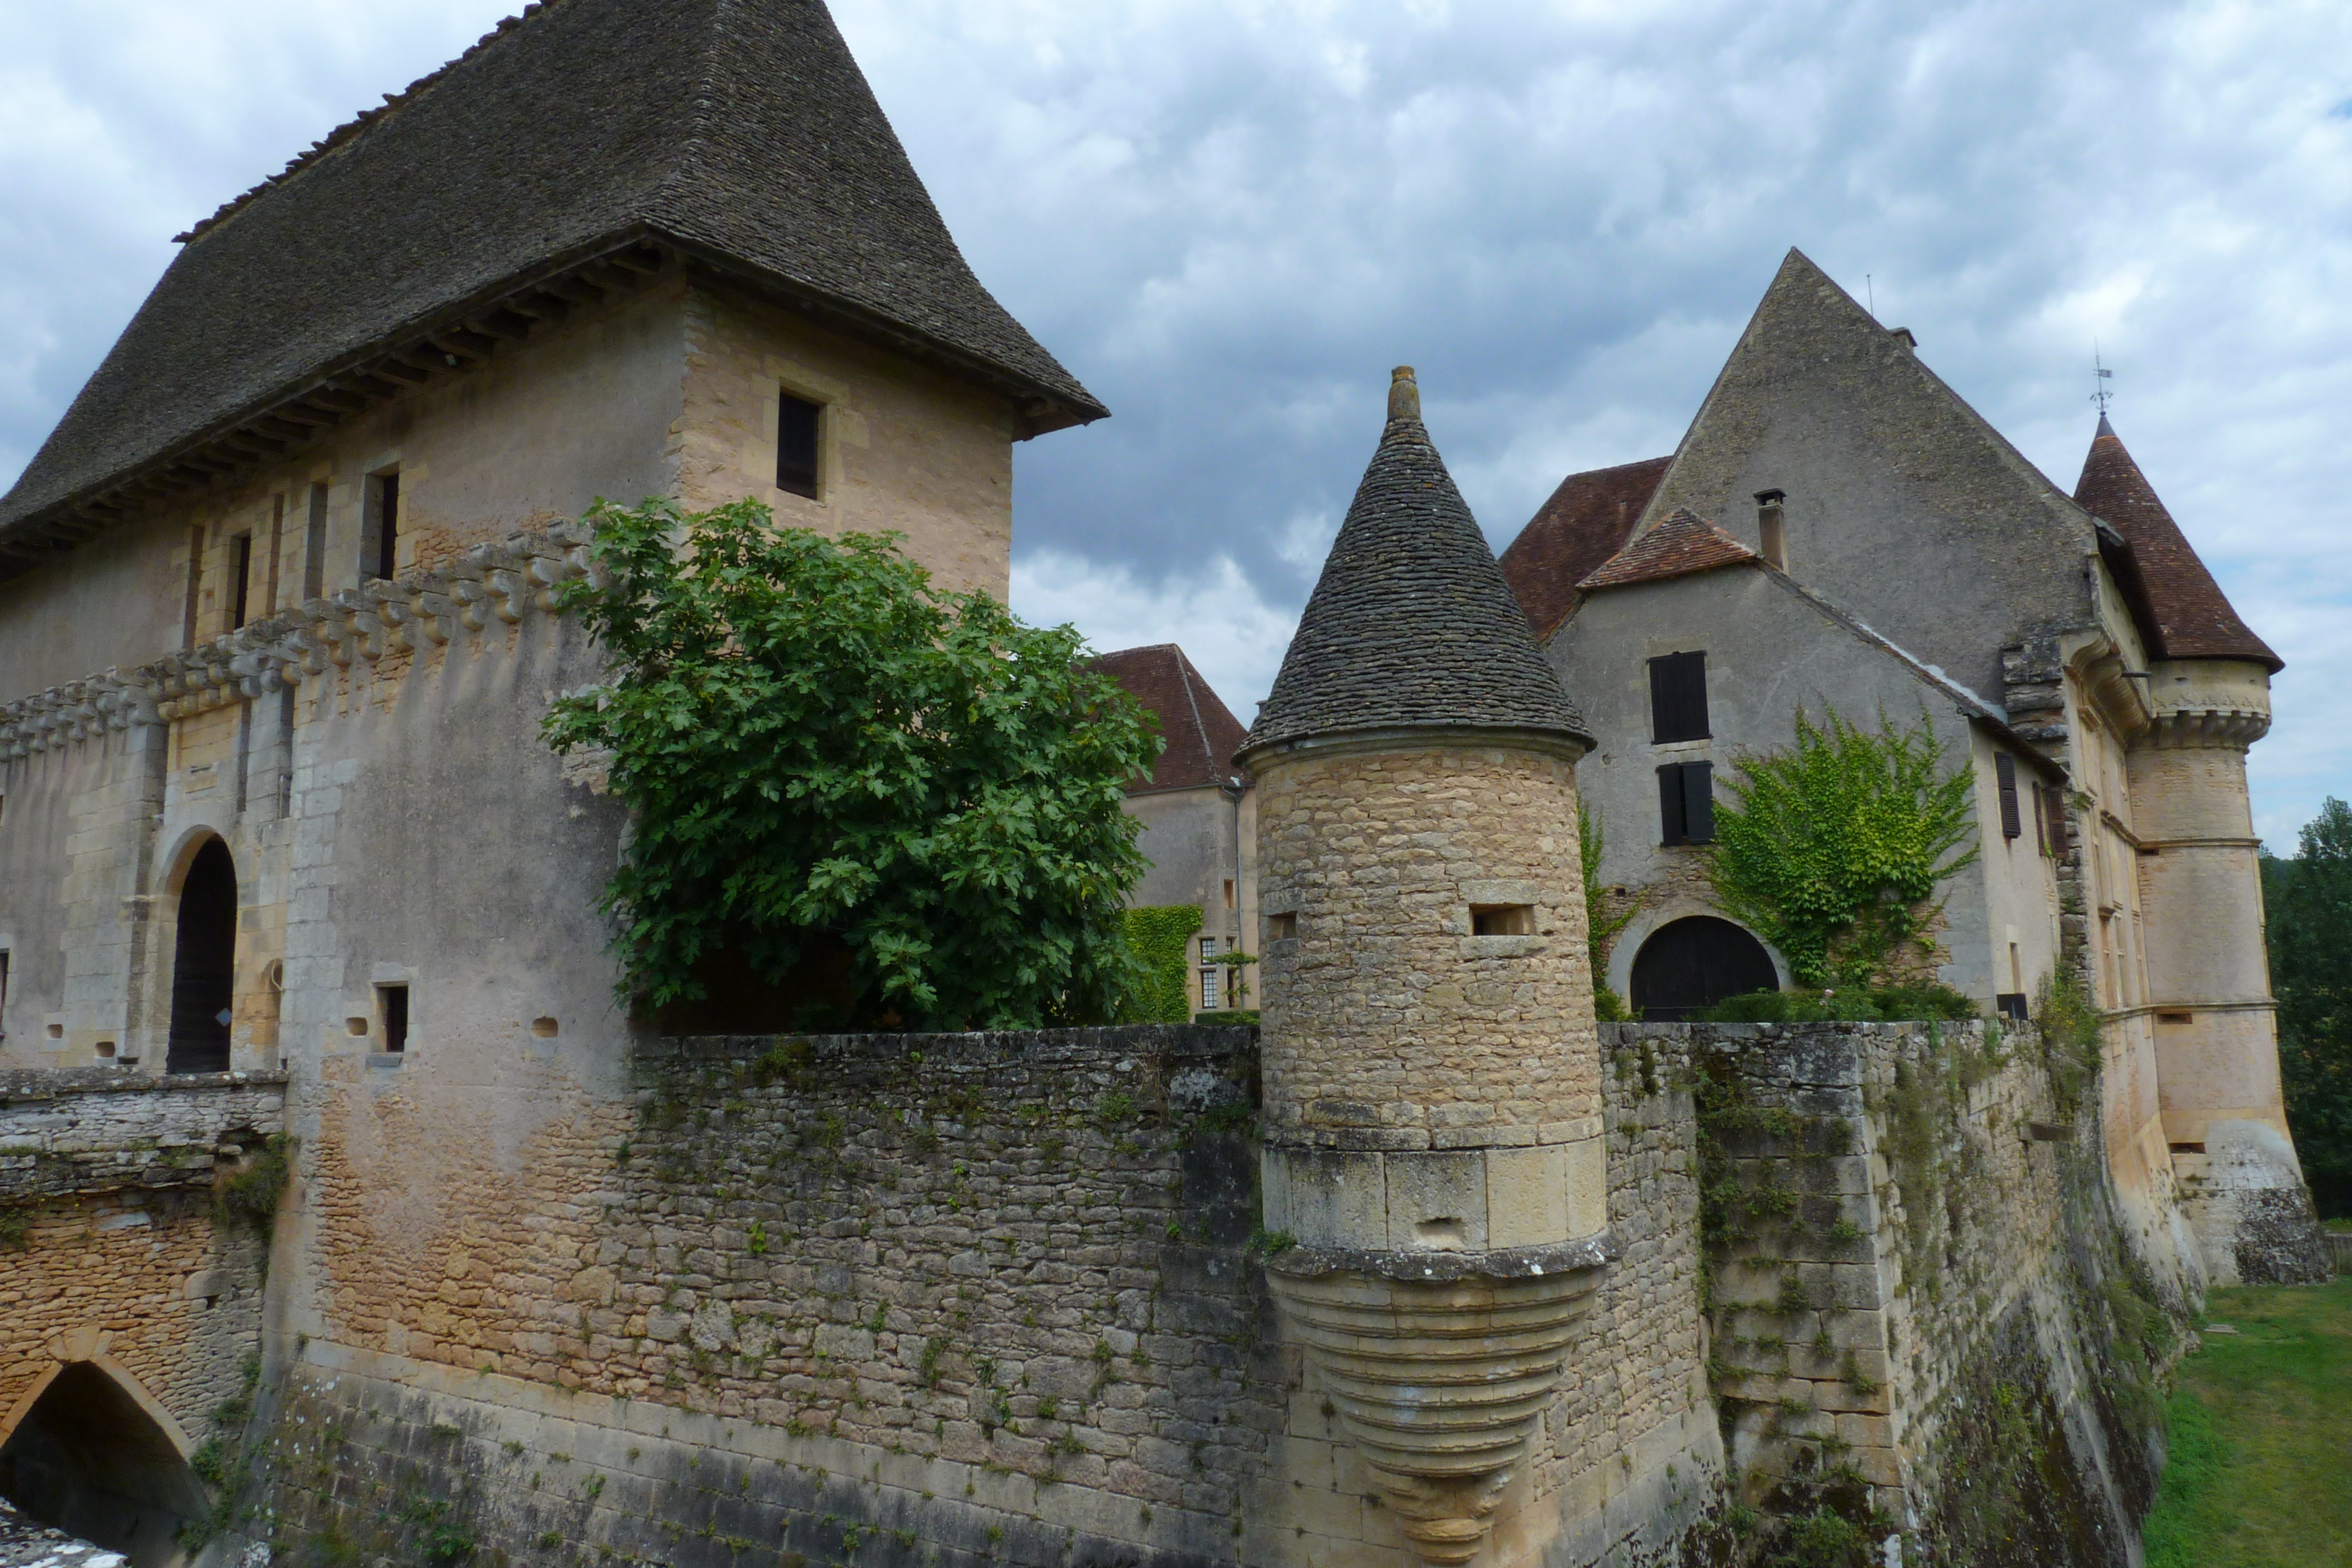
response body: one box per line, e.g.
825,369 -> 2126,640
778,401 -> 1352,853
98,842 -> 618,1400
545,498 -> 1157,1028
1581,807 -> 1637,1020
1119,905 -> 1204,1024
1707,707 -> 1979,988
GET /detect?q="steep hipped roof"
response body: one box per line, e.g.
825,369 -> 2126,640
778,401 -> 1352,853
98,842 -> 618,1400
1091,644 -> 1249,794
2073,416 -> 2278,670
0,0 -> 1104,544
1498,454 -> 1671,638
1241,369 -> 1590,757
1578,507 -> 1756,591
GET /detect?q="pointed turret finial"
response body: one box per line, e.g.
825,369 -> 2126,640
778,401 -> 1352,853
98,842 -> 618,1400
1388,365 -> 1420,424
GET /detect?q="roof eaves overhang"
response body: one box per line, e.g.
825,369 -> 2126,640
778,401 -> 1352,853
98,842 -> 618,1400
0,223 -> 1110,583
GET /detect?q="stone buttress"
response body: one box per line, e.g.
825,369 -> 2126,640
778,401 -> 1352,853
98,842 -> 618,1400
1239,369 -> 1612,1564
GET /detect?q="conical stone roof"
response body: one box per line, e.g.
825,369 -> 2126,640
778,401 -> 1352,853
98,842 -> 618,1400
1240,369 -> 1591,759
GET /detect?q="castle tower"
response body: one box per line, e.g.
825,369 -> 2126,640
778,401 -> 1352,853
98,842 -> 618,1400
2076,417 -> 2332,1283
1239,369 -> 1611,1564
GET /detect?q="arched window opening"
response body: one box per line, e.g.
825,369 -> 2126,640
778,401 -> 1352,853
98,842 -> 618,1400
0,1362 -> 207,1567
1629,915 -> 1778,1022
167,838 -> 237,1075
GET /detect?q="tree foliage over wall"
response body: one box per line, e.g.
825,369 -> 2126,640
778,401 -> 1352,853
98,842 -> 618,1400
1120,905 -> 1204,1024
1706,708 -> 1979,989
1581,807 -> 1636,1021
2263,798 -> 2352,1218
544,499 -> 1155,1030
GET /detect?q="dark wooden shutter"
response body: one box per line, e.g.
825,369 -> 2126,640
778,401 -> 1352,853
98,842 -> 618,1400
1657,764 -> 1688,845
1648,652 -> 1709,743
2031,783 -> 2048,855
1996,753 -> 2022,839
777,393 -> 822,497
2044,785 -> 2070,858
1683,761 -> 1715,844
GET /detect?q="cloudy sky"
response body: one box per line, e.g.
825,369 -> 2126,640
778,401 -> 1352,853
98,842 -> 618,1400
4,0 -> 2348,844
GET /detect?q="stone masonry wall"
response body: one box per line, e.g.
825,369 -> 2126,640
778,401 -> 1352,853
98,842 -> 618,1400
0,1071 -> 284,1443
240,1023 -> 1728,1568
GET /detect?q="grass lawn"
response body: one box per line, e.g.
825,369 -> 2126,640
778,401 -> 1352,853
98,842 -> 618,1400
2141,1274 -> 2352,1567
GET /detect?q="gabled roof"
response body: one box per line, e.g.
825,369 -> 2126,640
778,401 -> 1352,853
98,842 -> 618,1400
1498,454 -> 1671,638
1091,644 -> 1249,794
1577,507 -> 1756,591
2073,416 -> 2279,670
0,0 -> 1103,552
1240,368 -> 1590,758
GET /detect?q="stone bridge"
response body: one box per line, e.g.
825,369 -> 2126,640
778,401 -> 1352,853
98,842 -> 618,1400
0,1071 -> 285,1567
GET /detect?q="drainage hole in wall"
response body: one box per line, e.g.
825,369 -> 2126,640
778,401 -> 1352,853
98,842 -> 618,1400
345,1017 -> 369,1037
45,1024 -> 62,1040
531,1017 -> 559,1038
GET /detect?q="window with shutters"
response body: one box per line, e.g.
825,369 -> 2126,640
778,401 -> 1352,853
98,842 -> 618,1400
1657,760 -> 1715,846
777,392 -> 823,498
1648,652 -> 1709,743
1995,753 -> 2022,839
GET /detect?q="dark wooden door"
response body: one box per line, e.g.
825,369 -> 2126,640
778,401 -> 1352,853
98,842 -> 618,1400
1629,915 -> 1778,1021
166,839 -> 236,1074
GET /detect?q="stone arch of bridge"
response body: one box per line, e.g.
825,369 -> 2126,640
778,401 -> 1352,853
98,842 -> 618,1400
0,1345 -> 207,1567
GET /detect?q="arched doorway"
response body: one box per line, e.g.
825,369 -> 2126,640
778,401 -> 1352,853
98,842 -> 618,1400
1629,915 -> 1779,1021
0,1361 -> 207,1566
166,838 -> 236,1075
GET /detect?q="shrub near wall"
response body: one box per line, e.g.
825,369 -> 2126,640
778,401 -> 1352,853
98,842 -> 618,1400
1122,905 -> 1204,1024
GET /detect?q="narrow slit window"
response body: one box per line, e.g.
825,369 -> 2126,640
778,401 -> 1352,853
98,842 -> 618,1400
230,533 -> 254,629
1657,761 -> 1715,846
182,526 -> 206,646
379,983 -> 410,1054
1995,753 -> 2022,839
777,392 -> 822,498
303,482 -> 329,601
1648,652 -> 1709,743
363,471 -> 401,584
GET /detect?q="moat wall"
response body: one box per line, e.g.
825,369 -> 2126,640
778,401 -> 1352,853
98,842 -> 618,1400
216,1022 -> 2169,1567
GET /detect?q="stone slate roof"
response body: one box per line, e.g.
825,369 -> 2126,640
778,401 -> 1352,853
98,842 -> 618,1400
2073,416 -> 2279,670
0,0 -> 1104,540
1577,506 -> 1756,591
1241,371 -> 1590,757
1498,454 -> 1671,638
1090,644 -> 1248,794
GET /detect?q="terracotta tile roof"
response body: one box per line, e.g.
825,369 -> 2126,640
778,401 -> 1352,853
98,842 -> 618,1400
1498,455 -> 1672,638
0,0 -> 1103,550
1240,369 -> 1591,757
1091,644 -> 1250,794
1576,507 -> 1758,591
2072,416 -> 2279,670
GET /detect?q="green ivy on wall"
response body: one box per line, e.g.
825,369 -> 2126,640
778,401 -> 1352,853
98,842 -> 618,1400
1581,807 -> 1637,1020
1120,905 -> 1204,1024
1707,706 -> 1979,989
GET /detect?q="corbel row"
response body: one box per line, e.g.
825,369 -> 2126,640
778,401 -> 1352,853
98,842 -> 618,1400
2,522 -> 606,756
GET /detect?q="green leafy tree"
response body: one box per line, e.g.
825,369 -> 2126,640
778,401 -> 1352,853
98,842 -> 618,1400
2264,798 -> 2352,1218
543,497 -> 1155,1029
1706,707 -> 1979,988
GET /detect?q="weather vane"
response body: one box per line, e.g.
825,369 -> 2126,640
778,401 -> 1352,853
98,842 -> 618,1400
2092,346 -> 2114,416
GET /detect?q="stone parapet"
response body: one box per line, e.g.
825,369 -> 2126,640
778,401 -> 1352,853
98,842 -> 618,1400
0,1069 -> 286,1200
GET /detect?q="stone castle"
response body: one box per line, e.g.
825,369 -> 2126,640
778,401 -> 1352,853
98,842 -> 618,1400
0,2 -> 2330,1566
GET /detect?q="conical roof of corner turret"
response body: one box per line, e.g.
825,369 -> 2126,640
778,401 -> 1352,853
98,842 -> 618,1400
2073,415 -> 2279,670
1240,368 -> 1591,758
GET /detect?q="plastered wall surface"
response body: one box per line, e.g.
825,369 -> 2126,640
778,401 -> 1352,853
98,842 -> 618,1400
0,514 -> 189,698
1124,786 -> 1257,965
676,282 -> 1018,602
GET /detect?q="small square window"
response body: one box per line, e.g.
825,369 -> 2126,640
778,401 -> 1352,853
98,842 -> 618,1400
1470,904 -> 1535,937
1267,912 -> 1297,941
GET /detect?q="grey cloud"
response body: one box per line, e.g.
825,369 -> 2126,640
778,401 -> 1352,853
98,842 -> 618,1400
4,0 -> 2349,838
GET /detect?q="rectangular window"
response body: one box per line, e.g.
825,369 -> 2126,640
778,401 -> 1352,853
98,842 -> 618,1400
264,494 -> 285,616
777,392 -> 822,498
230,533 -> 254,629
1200,964 -> 1221,1011
182,526 -> 206,646
1471,904 -> 1535,936
1223,878 -> 1236,910
1648,652 -> 1709,743
1200,936 -> 1220,961
1996,992 -> 2030,1021
1657,760 -> 1715,846
379,983 -> 410,1054
303,482 -> 329,601
361,470 -> 401,584
0,949 -> 9,1042
1995,753 -> 2022,840
2043,786 -> 2070,858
